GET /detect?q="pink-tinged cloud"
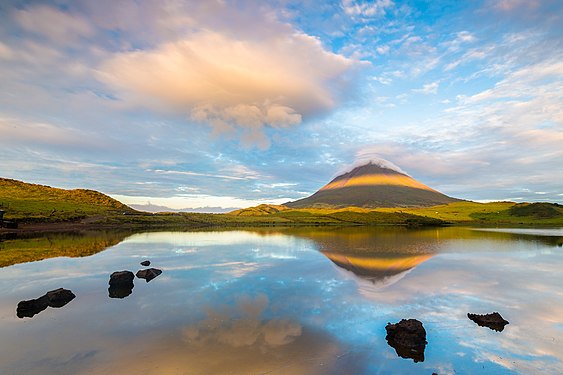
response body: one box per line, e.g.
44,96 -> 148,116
98,30 -> 359,148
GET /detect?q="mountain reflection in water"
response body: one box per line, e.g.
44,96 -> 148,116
0,226 -> 563,374
323,252 -> 433,289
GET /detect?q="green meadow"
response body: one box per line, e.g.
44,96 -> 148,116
2,178 -> 562,230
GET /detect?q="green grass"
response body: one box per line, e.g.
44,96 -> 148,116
378,201 -> 563,225
2,178 -> 562,228
0,178 -> 134,222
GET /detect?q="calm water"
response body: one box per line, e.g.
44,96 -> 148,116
1,226 -> 562,374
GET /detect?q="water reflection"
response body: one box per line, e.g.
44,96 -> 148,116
0,227 -> 562,374
322,252 -> 433,289
0,230 -> 132,267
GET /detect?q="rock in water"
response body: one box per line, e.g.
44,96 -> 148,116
109,271 -> 134,286
108,271 -> 134,299
140,260 -> 151,266
17,288 -> 75,318
467,312 -> 509,332
136,268 -> 162,282
45,288 -> 76,308
385,319 -> 427,363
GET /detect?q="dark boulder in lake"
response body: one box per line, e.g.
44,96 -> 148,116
385,318 -> 427,363
140,260 -> 151,266
17,288 -> 75,318
467,312 -> 509,332
136,268 -> 162,282
109,271 -> 134,286
108,271 -> 134,299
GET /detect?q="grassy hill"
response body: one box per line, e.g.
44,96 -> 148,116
378,201 -> 563,225
229,201 -> 563,226
2,178 -> 561,228
0,178 -> 135,222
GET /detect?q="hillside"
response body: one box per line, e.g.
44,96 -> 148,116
0,178 -> 135,222
286,162 -> 460,208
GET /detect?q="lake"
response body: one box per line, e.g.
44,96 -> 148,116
1,226 -> 562,374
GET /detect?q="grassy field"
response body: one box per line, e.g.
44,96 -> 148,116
377,201 -> 563,225
2,178 -> 562,228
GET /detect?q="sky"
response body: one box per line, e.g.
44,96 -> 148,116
0,0 -> 562,211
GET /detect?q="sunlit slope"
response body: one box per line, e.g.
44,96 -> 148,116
378,201 -> 563,225
286,162 -> 460,208
231,201 -> 563,226
229,204 -> 446,225
0,178 -> 134,222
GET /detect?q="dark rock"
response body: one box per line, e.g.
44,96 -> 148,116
45,288 -> 76,308
108,271 -> 134,299
17,296 -> 49,318
140,260 -> 151,266
109,271 -> 134,286
385,319 -> 427,363
467,312 -> 509,332
16,288 -> 75,318
136,268 -> 162,282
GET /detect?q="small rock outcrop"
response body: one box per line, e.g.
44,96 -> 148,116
467,312 -> 509,332
140,260 -> 151,266
17,288 -> 76,318
136,268 -> 162,282
108,271 -> 134,299
385,318 -> 427,363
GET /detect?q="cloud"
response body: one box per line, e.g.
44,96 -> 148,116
14,5 -> 94,44
413,81 -> 439,94
494,0 -> 541,11
99,30 -> 358,148
336,149 -> 406,176
341,0 -> 395,18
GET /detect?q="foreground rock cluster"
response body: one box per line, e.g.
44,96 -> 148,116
385,311 -> 509,367
108,260 -> 162,299
17,259 -> 163,317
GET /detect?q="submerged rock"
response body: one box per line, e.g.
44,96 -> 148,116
136,268 -> 162,282
385,318 -> 427,363
108,271 -> 134,299
467,312 -> 509,332
17,288 -> 75,318
140,260 -> 151,266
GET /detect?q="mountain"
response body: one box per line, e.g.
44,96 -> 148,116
285,162 -> 460,208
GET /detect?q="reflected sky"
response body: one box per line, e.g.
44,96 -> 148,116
0,227 -> 562,374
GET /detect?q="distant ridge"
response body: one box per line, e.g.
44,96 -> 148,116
286,162 -> 460,208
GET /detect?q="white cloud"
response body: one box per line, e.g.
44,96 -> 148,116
112,193 -> 290,210
99,30 -> 357,148
413,81 -> 439,94
342,0 -> 395,18
376,45 -> 390,54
